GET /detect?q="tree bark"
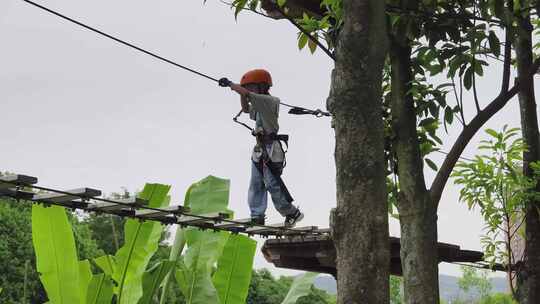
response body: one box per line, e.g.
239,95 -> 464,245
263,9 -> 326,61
327,0 -> 389,303
515,12 -> 540,304
389,34 -> 440,303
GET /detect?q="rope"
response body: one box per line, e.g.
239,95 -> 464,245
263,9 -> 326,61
18,0 -> 331,117
20,0 -> 219,83
1,179 -> 320,237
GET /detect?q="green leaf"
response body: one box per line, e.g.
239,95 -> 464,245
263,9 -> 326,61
280,272 -> 319,304
277,0 -> 286,7
184,176 -> 230,214
308,37 -> 317,54
174,176 -> 232,304
213,234 -> 257,304
425,158 -> 438,171
138,261 -> 176,304
159,229 -> 186,304
114,183 -> 171,304
181,230 -> 230,304
513,0 -> 521,13
175,259 -> 191,297
87,274 -> 114,304
32,204 -> 80,304
464,66 -> 473,90
94,255 -> 116,276
234,0 -> 248,19
445,106 -> 454,125
79,260 -> 93,302
485,129 -> 500,139
298,33 -> 308,50
488,31 -> 501,57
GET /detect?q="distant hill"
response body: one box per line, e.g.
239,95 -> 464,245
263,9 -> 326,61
439,274 -> 508,301
314,275 -> 336,294
313,274 -> 508,301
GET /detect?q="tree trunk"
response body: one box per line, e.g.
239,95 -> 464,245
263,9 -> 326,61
327,0 -> 389,303
389,35 -> 440,304
515,12 -> 540,304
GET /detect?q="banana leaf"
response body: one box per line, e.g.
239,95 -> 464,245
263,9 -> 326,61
212,234 -> 257,304
159,228 -> 186,304
113,183 -> 171,304
86,274 -> 114,304
32,204 -> 80,304
94,255 -> 116,276
179,176 -> 232,304
160,176 -> 228,301
184,176 -> 230,214
280,272 -> 319,304
138,261 -> 176,304
174,258 -> 190,297
181,230 -> 230,304
79,260 -> 93,302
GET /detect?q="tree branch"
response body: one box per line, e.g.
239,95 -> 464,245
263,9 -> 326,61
430,58 -> 540,206
272,5 -> 336,60
220,0 -> 273,18
501,30 -> 512,94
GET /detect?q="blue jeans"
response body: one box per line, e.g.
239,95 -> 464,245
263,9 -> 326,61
248,161 -> 296,218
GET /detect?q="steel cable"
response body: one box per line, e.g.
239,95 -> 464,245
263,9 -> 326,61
18,0 -> 330,117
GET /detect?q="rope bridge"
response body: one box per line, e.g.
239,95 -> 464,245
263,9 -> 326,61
0,173 -> 328,238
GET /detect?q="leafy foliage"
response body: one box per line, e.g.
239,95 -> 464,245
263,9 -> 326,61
452,126 -> 540,297
213,234 -> 257,304
0,198 -> 47,303
86,273 -> 114,304
390,275 -> 403,304
458,266 -> 492,300
113,184 -> 171,304
246,269 -> 335,304
281,272 -> 319,304
449,266 -> 516,304
452,126 -> 539,267
32,204 -> 81,304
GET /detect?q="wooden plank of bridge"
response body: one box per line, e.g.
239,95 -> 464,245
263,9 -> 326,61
0,188 -> 35,200
87,197 -> 147,212
33,188 -> 102,208
245,223 -> 287,234
246,224 -> 319,236
213,218 -> 253,229
0,174 -> 38,186
135,206 -> 185,220
282,226 -> 319,235
0,175 -> 39,201
176,212 -> 230,225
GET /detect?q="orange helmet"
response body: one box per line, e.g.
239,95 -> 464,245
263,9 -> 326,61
240,69 -> 273,86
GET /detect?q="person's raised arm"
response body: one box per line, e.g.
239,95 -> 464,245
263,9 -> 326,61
219,78 -> 250,113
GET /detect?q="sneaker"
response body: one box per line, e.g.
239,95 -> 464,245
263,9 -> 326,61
250,216 -> 265,226
284,209 -> 304,227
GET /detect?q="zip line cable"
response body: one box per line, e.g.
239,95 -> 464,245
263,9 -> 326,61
18,0 -> 331,117
20,0 -> 219,83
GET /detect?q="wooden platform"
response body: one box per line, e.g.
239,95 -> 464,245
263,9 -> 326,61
262,234 -> 493,277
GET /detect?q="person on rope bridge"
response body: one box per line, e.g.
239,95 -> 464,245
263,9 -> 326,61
218,69 -> 304,227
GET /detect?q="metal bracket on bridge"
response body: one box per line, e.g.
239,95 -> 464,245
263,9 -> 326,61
176,212 -> 230,226
33,188 -> 102,208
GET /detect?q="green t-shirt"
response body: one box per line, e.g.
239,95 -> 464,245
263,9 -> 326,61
247,92 -> 285,163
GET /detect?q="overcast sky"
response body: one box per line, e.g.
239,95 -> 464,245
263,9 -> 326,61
1,0 -> 536,279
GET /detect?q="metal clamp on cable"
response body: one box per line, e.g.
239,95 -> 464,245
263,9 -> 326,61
288,107 -> 331,117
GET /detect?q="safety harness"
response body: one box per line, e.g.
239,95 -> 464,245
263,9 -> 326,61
233,109 -> 294,202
